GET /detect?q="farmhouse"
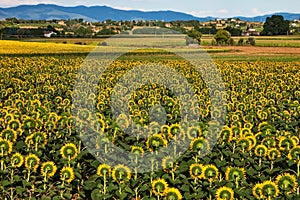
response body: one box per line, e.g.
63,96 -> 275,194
44,31 -> 57,38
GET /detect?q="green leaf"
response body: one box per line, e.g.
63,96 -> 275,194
91,189 -> 103,200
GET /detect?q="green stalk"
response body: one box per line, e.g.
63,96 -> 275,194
103,174 -> 107,195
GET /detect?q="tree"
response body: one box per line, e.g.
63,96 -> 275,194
224,26 -> 242,36
186,29 -> 202,45
261,15 -> 290,36
214,30 -> 231,45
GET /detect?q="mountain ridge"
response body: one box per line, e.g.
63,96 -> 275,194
0,4 -> 299,22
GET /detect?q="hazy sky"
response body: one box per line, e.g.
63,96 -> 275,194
0,0 -> 299,17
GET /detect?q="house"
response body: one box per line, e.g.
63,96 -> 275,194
165,23 -> 172,28
44,31 -> 57,38
242,28 -> 260,36
57,21 -> 66,26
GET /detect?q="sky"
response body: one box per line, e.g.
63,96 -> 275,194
0,0 -> 299,18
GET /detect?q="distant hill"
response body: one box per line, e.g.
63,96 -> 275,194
0,4 -> 299,22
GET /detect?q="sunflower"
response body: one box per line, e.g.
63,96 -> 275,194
11,152 -> 24,168
161,125 -> 170,135
189,137 -> 209,152
189,163 -> 204,179
267,148 -> 281,160
246,136 -> 257,149
219,126 -> 233,142
275,173 -> 298,194
262,137 -> 276,148
261,180 -> 279,199
187,126 -> 202,139
244,122 -> 253,129
41,161 -> 57,178
225,167 -> 246,181
164,188 -> 182,200
97,164 -> 111,177
112,164 -> 131,182
237,137 -> 251,151
0,129 -> 17,142
60,143 -> 78,160
152,178 -> 168,195
252,183 -> 263,199
287,146 -> 300,161
24,154 -> 40,170
0,138 -> 13,156
162,156 -> 178,173
254,144 -> 268,157
215,186 -> 234,200
203,164 -> 219,181
60,166 -> 75,183
278,137 -> 296,151
32,132 -> 48,147
146,134 -> 167,151
131,146 -> 145,157
168,124 -> 182,138
291,136 -> 299,145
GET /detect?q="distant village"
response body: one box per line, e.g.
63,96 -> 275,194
0,17 -> 299,39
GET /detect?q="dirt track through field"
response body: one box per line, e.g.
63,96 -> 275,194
205,46 -> 300,56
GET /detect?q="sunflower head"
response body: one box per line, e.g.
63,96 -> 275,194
216,186 -> 234,200
189,163 -> 204,179
262,137 -> 276,148
60,166 -> 75,183
203,164 -> 219,181
187,126 -> 202,139
279,137 -> 296,151
25,154 -> 40,170
189,137 -> 209,152
164,188 -> 182,200
0,138 -> 13,156
112,164 -> 131,183
152,178 -> 168,195
276,173 -> 298,194
254,144 -> 268,157
11,152 -> 24,168
237,137 -> 251,151
288,146 -> 300,161
168,124 -> 182,138
261,180 -> 279,198
60,143 -> 78,160
246,136 -> 257,149
267,148 -> 281,160
32,132 -> 48,147
146,134 -> 167,152
162,156 -> 178,173
41,161 -> 57,178
225,167 -> 246,181
1,129 -> 17,142
97,164 -> 111,177
131,146 -> 145,157
219,126 -> 233,142
252,183 -> 263,199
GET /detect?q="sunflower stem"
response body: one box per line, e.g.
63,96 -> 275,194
26,169 -> 31,182
171,171 -> 175,181
270,161 -> 274,171
103,174 -> 107,194
259,157 -> 262,168
78,140 -> 81,154
11,169 -> 14,182
0,159 -> 4,171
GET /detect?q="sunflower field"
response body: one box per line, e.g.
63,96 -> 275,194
0,43 -> 300,200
